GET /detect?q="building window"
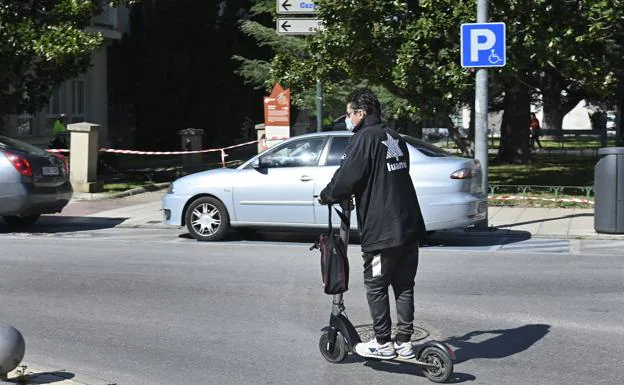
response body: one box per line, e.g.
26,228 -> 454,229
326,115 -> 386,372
49,87 -> 63,115
71,80 -> 86,123
45,86 -> 64,133
16,114 -> 34,137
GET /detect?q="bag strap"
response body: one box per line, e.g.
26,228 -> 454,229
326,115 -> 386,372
327,204 -> 350,234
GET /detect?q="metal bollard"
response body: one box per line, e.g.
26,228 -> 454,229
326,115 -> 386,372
0,323 -> 25,381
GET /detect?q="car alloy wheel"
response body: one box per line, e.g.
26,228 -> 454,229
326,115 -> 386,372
185,197 -> 230,241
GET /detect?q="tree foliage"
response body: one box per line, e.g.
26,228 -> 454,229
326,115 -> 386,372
234,0 -> 469,135
261,0 -> 624,162
0,0 -> 138,116
272,0 -> 473,116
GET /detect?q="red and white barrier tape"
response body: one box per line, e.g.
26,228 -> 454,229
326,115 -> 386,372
45,136 -> 290,167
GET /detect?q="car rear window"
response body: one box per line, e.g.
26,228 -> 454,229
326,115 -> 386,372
0,135 -> 47,156
402,135 -> 451,157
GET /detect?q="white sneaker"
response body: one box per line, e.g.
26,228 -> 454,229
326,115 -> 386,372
355,338 -> 397,359
394,341 -> 415,359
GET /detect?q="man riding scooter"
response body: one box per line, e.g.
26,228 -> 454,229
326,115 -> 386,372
319,87 -> 427,360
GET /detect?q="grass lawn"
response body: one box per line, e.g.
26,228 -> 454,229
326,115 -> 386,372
488,154 -> 597,187
487,154 -> 598,207
437,137 -> 617,150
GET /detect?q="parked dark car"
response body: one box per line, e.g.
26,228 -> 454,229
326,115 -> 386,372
0,135 -> 72,227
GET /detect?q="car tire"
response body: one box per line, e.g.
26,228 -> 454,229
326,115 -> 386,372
185,197 -> 230,241
2,215 -> 41,228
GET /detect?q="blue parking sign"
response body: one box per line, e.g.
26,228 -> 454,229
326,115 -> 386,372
461,22 -> 506,68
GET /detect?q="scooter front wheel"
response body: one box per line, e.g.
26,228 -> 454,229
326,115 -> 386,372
319,330 -> 348,363
419,346 -> 453,383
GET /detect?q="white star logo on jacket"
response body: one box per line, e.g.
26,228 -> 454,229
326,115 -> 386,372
382,132 -> 404,161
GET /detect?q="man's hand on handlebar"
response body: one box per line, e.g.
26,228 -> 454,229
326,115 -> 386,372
316,190 -> 332,205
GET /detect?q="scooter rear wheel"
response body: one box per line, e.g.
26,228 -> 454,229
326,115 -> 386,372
319,330 -> 348,363
419,346 -> 453,383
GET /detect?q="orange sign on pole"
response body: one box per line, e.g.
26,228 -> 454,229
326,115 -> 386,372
263,83 -> 291,149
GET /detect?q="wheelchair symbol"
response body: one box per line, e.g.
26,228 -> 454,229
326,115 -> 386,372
488,50 -> 502,64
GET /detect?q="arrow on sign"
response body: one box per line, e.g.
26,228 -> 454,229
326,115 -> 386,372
281,0 -> 291,11
276,18 -> 323,35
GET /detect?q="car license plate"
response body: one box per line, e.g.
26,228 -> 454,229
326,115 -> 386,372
42,166 -> 59,176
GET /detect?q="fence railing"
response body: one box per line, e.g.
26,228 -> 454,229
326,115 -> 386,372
489,184 -> 594,207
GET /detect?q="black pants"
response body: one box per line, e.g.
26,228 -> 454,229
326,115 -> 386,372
362,243 -> 419,344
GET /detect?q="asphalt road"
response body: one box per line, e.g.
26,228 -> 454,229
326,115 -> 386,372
0,227 -> 623,385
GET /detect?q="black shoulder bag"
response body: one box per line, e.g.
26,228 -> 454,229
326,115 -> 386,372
310,205 -> 350,295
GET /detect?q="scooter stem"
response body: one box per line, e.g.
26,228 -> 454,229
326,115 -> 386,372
332,198 -> 352,316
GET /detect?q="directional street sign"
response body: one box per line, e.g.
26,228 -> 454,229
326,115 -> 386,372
277,0 -> 317,14
276,18 -> 324,35
460,22 -> 506,68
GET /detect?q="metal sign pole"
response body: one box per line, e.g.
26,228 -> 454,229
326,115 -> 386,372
316,80 -> 323,132
276,0 -> 322,132
474,0 -> 489,229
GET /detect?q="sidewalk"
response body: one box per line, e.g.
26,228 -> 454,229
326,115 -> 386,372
59,190 -> 624,240
439,206 -> 612,239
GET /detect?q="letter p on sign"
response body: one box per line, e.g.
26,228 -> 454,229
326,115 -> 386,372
461,22 -> 506,68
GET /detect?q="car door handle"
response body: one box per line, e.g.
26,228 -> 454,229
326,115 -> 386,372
300,175 -> 313,182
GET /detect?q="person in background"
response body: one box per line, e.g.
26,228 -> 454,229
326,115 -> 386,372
529,112 -> 542,151
49,113 -> 68,149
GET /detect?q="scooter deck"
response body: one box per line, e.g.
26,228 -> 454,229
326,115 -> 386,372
358,354 -> 432,367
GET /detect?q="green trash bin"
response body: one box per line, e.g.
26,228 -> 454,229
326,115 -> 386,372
594,147 -> 624,234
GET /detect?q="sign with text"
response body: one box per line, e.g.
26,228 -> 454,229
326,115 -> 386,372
461,22 -> 506,68
277,0 -> 317,14
263,83 -> 291,148
276,18 -> 324,35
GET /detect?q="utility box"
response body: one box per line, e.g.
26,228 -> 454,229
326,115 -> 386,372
179,128 -> 204,173
594,147 -> 624,234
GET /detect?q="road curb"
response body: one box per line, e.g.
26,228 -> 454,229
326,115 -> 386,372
72,182 -> 169,201
434,229 -> 624,241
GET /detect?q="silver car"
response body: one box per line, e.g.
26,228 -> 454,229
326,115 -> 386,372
0,135 -> 72,227
162,131 -> 486,241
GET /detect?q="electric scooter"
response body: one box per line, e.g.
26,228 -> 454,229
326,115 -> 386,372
318,199 -> 456,383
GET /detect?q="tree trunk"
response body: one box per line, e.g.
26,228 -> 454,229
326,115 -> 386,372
541,71 -> 584,135
498,81 -> 531,164
542,90 -> 565,131
444,113 -> 473,157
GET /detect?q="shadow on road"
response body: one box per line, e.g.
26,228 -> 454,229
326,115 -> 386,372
356,356 -> 476,383
0,216 -> 126,234
426,229 -> 532,247
444,324 -> 551,364
10,370 -> 75,384
177,228 -> 533,248
359,324 -> 549,382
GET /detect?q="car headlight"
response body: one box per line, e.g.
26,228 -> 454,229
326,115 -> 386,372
167,182 -> 175,194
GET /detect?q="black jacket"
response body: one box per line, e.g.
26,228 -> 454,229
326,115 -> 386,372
320,114 -> 426,252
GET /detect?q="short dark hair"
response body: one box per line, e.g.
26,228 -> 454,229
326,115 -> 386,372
347,87 -> 381,115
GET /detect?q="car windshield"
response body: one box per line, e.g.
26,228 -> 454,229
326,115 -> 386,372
402,135 -> 451,157
0,135 -> 47,155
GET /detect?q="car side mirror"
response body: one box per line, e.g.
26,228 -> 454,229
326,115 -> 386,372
253,157 -> 270,169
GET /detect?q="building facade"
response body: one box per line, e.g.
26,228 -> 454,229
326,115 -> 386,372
0,4 -> 130,148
